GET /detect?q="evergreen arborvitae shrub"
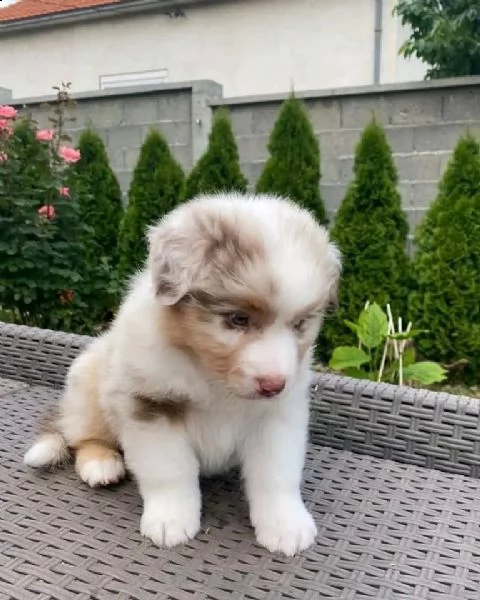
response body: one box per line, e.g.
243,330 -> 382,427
184,108 -> 247,200
118,129 -> 185,282
409,134 -> 480,383
74,129 -> 123,267
255,95 -> 327,225
320,119 -> 410,355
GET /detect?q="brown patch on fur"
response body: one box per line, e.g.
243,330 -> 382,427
74,440 -> 123,483
67,349 -> 118,449
132,392 -> 191,423
163,296 -> 268,384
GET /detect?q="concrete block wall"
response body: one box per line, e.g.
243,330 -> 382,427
216,77 -> 480,234
11,81 -> 222,200
8,76 -> 480,239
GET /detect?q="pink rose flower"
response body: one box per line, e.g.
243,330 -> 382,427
0,105 -> 17,119
0,152 -> 7,162
59,146 -> 81,163
36,129 -> 54,142
59,186 -> 70,197
0,119 -> 13,137
38,204 -> 56,220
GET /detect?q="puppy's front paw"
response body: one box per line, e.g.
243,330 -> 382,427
252,497 -> 317,556
140,497 -> 201,548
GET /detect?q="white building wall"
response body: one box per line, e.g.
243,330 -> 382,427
1,0 -> 426,99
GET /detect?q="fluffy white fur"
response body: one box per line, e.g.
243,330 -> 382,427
24,193 -> 341,556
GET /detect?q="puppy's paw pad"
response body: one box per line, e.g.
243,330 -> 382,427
141,505 -> 200,548
78,455 -> 125,487
254,501 -> 317,556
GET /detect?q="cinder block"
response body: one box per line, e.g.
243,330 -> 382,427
410,181 -> 439,207
106,148 -> 125,171
413,123 -> 467,152
116,170 -> 133,195
75,99 -> 124,128
319,129 -> 361,161
236,135 -> 269,163
251,104 -> 280,135
107,125 -> 143,150
240,161 -> 264,186
398,183 -> 414,207
141,121 -> 191,146
439,151 -> 453,175
340,96 -> 389,129
385,127 -> 415,154
123,147 -> 141,171
443,89 -> 480,122
228,107 -> 255,137
338,157 -> 355,184
321,158 -> 340,183
396,153 -> 444,182
387,91 -> 443,126
306,98 -> 342,130
157,93 -> 192,122
171,144 -> 192,170
320,183 -> 347,211
122,97 -> 160,125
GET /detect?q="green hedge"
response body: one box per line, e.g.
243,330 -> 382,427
118,129 -> 185,283
409,134 -> 480,383
320,119 -> 410,355
255,95 -> 327,225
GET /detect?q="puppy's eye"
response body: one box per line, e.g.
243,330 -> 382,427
225,311 -> 250,329
293,318 -> 307,332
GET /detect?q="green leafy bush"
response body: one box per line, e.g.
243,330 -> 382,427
74,128 -> 123,267
320,119 -> 410,356
255,95 -> 327,225
118,129 -> 185,282
0,84 -> 114,334
184,108 -> 247,200
409,133 -> 480,383
328,301 -> 447,386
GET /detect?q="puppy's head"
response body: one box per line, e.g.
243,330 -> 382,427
148,194 -> 341,400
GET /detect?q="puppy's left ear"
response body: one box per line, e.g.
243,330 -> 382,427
326,242 -> 342,312
147,221 -> 205,306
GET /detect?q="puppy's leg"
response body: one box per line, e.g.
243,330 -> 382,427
61,344 -> 125,487
242,391 -> 317,556
120,415 -> 201,548
74,440 -> 125,488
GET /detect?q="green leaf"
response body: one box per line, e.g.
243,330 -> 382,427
344,319 -> 359,334
403,362 -> 448,385
402,346 -> 416,367
343,367 -> 370,379
329,346 -> 370,371
357,302 -> 389,349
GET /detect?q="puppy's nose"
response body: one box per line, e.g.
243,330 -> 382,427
256,375 -> 286,397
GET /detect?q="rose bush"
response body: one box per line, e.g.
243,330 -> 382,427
0,84 -> 116,334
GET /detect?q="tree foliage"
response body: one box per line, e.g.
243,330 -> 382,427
394,0 -> 480,79
255,95 -> 327,225
118,129 -> 185,282
184,108 -> 247,200
409,134 -> 480,383
320,119 -> 410,354
74,129 -> 123,267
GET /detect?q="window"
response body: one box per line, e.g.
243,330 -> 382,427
99,69 -> 168,90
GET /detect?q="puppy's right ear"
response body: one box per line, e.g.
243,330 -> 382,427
147,222 -> 205,306
146,223 -> 191,305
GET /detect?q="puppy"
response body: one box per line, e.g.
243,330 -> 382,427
24,193 -> 341,556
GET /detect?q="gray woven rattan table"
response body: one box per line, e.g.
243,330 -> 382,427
1,322 -> 480,599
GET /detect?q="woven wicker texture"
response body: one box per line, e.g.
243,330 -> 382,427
1,322 -> 480,478
2,378 -> 480,599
